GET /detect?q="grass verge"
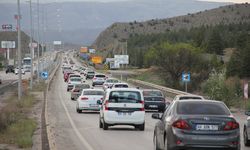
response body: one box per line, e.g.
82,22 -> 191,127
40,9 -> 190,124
0,92 -> 37,148
134,69 -> 165,86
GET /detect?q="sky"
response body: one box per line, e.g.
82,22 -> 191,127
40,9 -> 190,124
0,0 -> 250,3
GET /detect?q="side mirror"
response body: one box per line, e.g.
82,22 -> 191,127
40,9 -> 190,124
152,113 -> 161,120
245,111 -> 250,116
136,87 -> 140,89
97,100 -> 102,105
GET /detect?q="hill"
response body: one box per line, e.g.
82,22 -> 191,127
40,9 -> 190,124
93,3 -> 250,51
0,0 -> 229,45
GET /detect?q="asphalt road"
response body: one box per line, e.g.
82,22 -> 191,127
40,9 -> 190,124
46,56 -> 248,150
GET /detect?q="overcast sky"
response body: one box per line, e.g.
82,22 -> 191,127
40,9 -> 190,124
0,0 -> 249,3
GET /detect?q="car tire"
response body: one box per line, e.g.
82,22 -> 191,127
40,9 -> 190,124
164,137 -> 172,150
92,84 -> 95,87
244,127 -> 250,146
103,120 -> 109,130
71,97 -> 74,100
154,134 -> 161,150
76,108 -> 81,113
99,118 -> 103,128
135,123 -> 145,131
67,89 -> 69,92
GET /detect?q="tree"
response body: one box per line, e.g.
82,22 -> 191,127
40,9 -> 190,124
145,42 -> 203,89
207,29 -> 224,55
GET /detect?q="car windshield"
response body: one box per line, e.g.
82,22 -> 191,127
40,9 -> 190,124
109,91 -> 141,103
177,101 -> 230,115
76,84 -> 91,89
106,79 -> 119,83
179,96 -> 202,100
83,90 -> 104,95
114,84 -> 128,88
143,90 -> 163,97
70,78 -> 81,82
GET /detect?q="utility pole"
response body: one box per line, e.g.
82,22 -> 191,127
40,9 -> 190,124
29,0 -> 34,90
37,0 -> 40,82
17,0 -> 22,100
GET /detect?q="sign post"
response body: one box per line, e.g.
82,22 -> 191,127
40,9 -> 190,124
182,72 -> 191,92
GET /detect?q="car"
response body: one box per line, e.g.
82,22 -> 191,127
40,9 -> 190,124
173,94 -> 205,101
62,65 -> 72,74
111,82 -> 129,88
15,67 -> 25,75
102,78 -> 120,90
244,110 -> 250,146
64,71 -> 74,82
99,88 -> 145,130
67,74 -> 82,82
86,71 -> 95,79
67,77 -> 82,91
142,89 -> 166,112
92,74 -> 106,86
70,83 -> 91,100
5,65 -> 15,74
152,100 -> 240,150
76,89 -> 105,113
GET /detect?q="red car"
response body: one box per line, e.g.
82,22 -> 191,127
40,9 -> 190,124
64,71 -> 74,82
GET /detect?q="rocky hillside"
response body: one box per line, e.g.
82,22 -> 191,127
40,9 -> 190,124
93,3 -> 250,51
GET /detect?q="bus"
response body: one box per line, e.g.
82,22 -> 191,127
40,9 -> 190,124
22,57 -> 32,72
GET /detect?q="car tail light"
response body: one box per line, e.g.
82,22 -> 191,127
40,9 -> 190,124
223,121 -> 239,130
73,89 -> 79,92
104,101 -> 109,110
93,77 -> 97,80
81,97 -> 88,100
172,120 -> 190,130
140,100 -> 145,111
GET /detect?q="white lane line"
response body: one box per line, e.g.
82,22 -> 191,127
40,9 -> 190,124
59,94 -> 95,150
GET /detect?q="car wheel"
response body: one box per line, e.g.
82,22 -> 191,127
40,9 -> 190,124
154,134 -> 160,150
67,89 -> 69,92
92,84 -> 95,87
71,97 -> 74,100
135,123 -> 145,131
103,120 -> 109,130
244,127 -> 250,146
99,118 -> 103,128
164,137 -> 172,150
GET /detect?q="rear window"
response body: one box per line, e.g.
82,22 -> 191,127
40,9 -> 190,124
106,79 -> 119,83
179,96 -> 202,100
75,84 -> 90,89
177,101 -> 230,115
70,75 -> 81,78
83,91 -> 104,95
114,84 -> 128,88
88,71 -> 95,74
95,75 -> 106,78
108,91 -> 141,103
143,90 -> 163,97
70,78 -> 81,82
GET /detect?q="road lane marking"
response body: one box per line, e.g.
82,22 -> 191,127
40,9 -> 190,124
59,93 -> 95,150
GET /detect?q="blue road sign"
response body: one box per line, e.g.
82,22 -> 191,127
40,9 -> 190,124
41,71 -> 48,80
182,72 -> 190,82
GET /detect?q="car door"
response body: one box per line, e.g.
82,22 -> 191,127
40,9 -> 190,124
155,102 -> 174,149
247,116 -> 250,138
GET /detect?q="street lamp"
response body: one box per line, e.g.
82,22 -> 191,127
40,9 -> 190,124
17,0 -> 22,100
37,0 -> 40,82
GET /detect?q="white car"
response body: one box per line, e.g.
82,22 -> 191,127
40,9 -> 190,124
111,82 -> 129,88
173,94 -> 205,101
15,67 -> 25,75
99,88 -> 145,131
76,89 -> 104,113
92,74 -> 106,86
102,78 -> 120,90
67,77 -> 82,91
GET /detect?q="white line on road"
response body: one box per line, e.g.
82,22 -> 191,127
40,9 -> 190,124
59,94 -> 95,150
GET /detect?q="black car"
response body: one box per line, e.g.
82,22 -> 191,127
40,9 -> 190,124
143,89 -> 167,112
152,100 -> 240,150
5,65 -> 15,74
244,110 -> 250,146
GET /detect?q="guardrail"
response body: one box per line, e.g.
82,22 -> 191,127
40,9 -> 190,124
127,79 -> 189,99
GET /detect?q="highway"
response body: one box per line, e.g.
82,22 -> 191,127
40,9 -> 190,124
46,55 -> 248,150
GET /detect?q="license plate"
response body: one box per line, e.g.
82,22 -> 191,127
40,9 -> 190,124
89,104 -> 98,107
196,124 -> 218,131
149,105 -> 158,108
118,112 -> 132,116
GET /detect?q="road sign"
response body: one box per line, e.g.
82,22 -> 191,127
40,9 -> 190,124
80,47 -> 88,53
2,24 -> 12,30
104,64 -> 109,70
114,55 -> 129,64
91,56 -> 103,64
41,71 -> 48,80
1,41 -> 15,48
182,72 -> 190,82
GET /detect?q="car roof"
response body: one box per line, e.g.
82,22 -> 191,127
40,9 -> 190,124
113,82 -> 128,85
175,94 -> 204,98
107,88 -> 141,92
82,89 -> 104,92
142,89 -> 162,92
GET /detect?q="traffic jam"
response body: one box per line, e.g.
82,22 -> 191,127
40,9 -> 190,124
60,54 -> 249,150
